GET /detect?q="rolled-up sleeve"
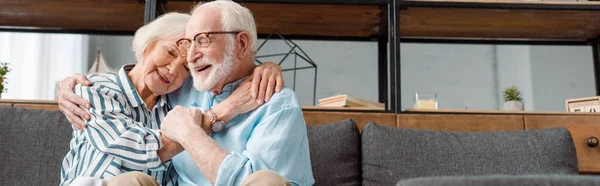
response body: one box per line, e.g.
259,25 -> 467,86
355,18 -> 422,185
75,83 -> 166,171
214,106 -> 315,186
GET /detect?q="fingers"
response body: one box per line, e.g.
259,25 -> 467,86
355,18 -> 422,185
190,107 -> 203,117
61,76 -> 78,91
251,70 -> 260,99
75,74 -> 92,86
68,91 -> 91,109
60,107 -> 85,131
62,96 -> 90,123
256,70 -> 269,105
275,72 -> 283,93
265,75 -> 276,102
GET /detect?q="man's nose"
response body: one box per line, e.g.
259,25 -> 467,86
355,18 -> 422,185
187,46 -> 203,64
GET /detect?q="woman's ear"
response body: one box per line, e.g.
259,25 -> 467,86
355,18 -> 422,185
236,32 -> 251,59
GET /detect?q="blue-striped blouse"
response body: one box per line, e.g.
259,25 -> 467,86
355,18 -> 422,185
60,65 -> 177,186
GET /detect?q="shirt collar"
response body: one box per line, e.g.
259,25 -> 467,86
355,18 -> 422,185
116,64 -> 168,108
208,76 -> 250,100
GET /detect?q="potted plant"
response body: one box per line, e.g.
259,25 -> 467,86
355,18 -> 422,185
0,63 -> 9,99
503,85 -> 524,111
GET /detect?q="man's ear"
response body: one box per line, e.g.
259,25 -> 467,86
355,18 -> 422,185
236,32 -> 252,59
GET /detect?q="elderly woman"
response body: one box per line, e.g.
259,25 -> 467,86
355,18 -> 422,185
59,12 -> 283,186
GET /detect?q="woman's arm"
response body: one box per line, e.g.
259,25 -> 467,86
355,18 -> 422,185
58,62 -> 283,131
195,62 -> 284,134
58,73 -> 92,130
75,77 -> 169,170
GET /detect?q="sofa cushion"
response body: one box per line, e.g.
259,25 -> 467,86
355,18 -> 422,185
0,107 -> 72,186
307,119 -> 362,186
396,174 -> 600,186
361,122 -> 578,186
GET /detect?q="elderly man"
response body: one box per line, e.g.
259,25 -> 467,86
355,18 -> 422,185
58,0 -> 314,185
148,1 -> 315,185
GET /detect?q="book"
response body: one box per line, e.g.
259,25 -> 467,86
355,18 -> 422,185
318,94 -> 385,108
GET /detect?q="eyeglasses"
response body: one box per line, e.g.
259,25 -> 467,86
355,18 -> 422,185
176,31 -> 241,56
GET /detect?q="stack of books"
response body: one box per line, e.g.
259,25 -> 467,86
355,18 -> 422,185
317,94 -> 385,110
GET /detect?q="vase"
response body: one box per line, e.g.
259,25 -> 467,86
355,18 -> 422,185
503,101 -> 524,111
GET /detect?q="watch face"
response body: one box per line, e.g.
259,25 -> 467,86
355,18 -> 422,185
211,121 -> 225,132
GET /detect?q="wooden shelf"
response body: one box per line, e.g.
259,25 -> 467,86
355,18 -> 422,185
0,99 -> 59,111
166,1 -> 382,38
302,106 -> 386,111
0,0 -> 384,39
0,0 -> 145,34
400,0 -> 600,41
0,99 -> 57,105
405,108 -> 600,115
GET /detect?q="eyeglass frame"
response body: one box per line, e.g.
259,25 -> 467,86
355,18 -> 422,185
175,31 -> 241,56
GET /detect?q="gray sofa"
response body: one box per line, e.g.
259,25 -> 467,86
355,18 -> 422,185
2,106 -> 600,186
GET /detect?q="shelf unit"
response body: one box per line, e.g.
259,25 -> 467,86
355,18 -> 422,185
1,0 -> 599,113
0,0 -> 393,112
159,0 -> 392,111
391,0 -> 600,113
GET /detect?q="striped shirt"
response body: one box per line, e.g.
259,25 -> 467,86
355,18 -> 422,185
60,65 -> 178,186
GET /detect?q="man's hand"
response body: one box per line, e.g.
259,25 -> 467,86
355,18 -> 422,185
158,133 -> 184,162
250,62 -> 283,104
58,73 -> 92,131
160,106 -> 205,144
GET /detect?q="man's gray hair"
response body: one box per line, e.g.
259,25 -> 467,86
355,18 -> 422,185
132,12 -> 190,61
193,0 -> 258,54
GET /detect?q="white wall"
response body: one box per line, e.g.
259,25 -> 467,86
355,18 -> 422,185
87,35 -> 597,111
495,45 -> 535,111
255,39 -> 378,106
89,36 -> 380,106
87,35 -> 136,70
530,46 -> 595,111
400,43 -> 498,110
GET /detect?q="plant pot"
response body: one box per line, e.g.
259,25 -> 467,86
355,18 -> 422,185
503,101 -> 524,111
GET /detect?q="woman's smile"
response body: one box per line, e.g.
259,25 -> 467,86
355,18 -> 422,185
156,69 -> 171,84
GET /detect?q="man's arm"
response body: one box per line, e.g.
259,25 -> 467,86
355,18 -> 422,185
161,100 -> 314,185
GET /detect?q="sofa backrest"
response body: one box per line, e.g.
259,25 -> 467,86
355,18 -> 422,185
307,119 -> 362,186
0,107 -> 72,185
361,122 -> 579,186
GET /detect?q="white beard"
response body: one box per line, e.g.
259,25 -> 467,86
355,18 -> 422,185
191,45 -> 235,91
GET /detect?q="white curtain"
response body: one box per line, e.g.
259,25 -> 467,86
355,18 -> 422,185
0,32 -> 89,100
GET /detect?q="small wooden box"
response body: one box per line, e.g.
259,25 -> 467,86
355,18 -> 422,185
566,96 -> 600,113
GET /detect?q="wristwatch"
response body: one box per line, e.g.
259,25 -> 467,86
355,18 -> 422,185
206,109 -> 225,133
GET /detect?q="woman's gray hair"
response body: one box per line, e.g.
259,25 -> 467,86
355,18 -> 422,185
132,12 -> 190,61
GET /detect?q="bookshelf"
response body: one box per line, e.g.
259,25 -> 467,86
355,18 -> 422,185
389,0 -> 600,113
1,0 -> 599,113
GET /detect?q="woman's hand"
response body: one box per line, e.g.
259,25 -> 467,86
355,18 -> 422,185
58,73 -> 92,131
249,62 -> 283,104
225,81 -> 260,117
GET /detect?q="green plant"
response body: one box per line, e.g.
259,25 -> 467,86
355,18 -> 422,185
0,63 -> 9,95
503,85 -> 523,102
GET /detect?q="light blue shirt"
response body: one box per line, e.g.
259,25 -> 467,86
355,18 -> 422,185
168,77 -> 315,186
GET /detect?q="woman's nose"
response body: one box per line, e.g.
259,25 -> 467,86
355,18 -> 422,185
168,61 -> 183,74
